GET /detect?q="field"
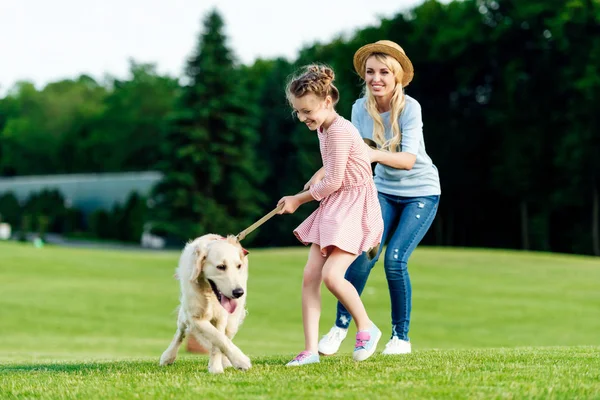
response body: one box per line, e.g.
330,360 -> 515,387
1,241 -> 599,399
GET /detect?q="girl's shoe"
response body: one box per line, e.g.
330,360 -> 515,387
382,337 -> 412,355
353,323 -> 382,361
286,350 -> 320,366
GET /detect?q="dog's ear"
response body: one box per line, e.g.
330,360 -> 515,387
190,247 -> 207,282
227,234 -> 249,257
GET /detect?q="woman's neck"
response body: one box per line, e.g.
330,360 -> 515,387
375,95 -> 392,113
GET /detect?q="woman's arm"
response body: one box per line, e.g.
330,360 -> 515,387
368,98 -> 422,171
369,148 -> 416,170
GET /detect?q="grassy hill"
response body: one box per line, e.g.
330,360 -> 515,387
1,241 -> 599,398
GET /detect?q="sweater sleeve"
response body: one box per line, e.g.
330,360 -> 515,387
309,128 -> 352,201
400,99 -> 423,155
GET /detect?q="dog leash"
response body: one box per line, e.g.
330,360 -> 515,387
236,190 -> 307,241
235,186 -> 380,260
236,139 -> 380,253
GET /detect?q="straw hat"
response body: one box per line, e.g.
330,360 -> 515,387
353,40 -> 414,87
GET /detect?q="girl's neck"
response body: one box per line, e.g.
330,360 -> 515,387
375,95 -> 392,113
321,111 -> 339,130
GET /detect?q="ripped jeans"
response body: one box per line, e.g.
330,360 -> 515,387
335,192 -> 440,341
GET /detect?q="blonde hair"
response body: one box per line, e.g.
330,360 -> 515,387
362,53 -> 406,152
286,64 -> 340,106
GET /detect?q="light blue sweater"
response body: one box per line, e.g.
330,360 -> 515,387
351,95 -> 441,197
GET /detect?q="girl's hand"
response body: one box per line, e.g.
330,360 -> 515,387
304,169 -> 325,190
277,195 -> 301,214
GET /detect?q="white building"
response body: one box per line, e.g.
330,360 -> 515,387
0,171 -> 162,214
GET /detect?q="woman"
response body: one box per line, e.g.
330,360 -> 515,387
315,40 -> 441,356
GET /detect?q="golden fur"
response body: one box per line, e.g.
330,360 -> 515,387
159,234 -> 251,374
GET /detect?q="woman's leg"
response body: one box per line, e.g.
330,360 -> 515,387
334,192 -> 400,329
383,195 -> 439,341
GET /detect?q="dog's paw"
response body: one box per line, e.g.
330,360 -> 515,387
159,351 -> 177,366
229,352 -> 251,371
222,356 -> 232,369
208,363 -> 225,374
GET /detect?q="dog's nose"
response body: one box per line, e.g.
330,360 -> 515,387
232,288 -> 244,298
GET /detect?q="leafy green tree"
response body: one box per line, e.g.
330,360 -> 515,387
152,9 -> 265,242
83,62 -> 179,172
0,77 -> 107,175
551,0 -> 600,255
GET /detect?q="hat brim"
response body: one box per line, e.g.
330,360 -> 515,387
353,43 -> 414,87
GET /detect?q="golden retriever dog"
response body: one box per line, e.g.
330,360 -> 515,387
159,233 -> 251,374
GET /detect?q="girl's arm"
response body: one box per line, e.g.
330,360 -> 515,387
277,190 -> 315,214
304,167 -> 325,190
309,129 -> 352,201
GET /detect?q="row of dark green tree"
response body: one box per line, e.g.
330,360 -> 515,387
0,190 -> 147,243
0,0 -> 598,255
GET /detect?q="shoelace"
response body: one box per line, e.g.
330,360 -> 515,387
355,338 -> 367,349
293,351 -> 311,361
326,329 -> 344,342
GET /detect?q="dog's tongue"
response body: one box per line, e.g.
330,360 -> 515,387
220,295 -> 237,314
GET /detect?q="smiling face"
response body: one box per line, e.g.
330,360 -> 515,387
290,93 -> 332,131
364,54 -> 403,104
198,239 -> 248,314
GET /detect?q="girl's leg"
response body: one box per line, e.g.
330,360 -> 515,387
302,243 -> 328,353
384,195 -> 439,341
334,192 -> 400,328
321,247 -> 370,330
322,246 -> 383,361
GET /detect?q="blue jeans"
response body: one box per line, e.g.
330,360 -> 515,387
335,192 -> 440,341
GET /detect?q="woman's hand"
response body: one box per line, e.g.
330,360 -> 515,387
366,144 -> 380,163
370,147 -> 417,170
303,168 -> 325,190
277,195 -> 301,214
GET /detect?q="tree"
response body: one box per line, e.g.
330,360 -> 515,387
0,77 -> 107,176
551,0 -> 600,255
151,9 -> 265,242
83,62 -> 179,173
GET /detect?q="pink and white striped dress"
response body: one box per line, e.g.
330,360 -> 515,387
294,116 -> 384,256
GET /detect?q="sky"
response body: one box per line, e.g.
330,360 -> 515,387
0,0 -> 429,94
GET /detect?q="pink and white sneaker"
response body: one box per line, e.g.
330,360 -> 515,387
286,350 -> 320,367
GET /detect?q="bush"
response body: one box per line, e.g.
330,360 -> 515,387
112,192 -> 148,242
22,189 -> 68,233
88,209 -> 114,239
0,192 -> 21,226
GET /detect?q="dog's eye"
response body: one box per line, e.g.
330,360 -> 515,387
216,264 -> 226,270
237,264 -> 242,269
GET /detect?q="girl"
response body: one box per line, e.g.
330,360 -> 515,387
318,40 -> 441,356
277,64 -> 384,366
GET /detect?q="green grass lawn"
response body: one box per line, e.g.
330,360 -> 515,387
1,241 -> 599,399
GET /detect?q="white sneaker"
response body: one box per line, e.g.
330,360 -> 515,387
381,337 -> 412,355
318,326 -> 348,355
